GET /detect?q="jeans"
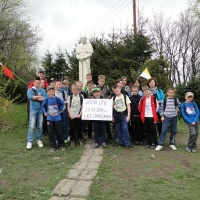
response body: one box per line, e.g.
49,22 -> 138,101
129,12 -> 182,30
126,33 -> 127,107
114,114 -> 131,146
158,116 -> 177,146
27,109 -> 43,142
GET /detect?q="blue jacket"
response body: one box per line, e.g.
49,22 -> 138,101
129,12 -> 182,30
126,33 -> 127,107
42,96 -> 64,121
154,88 -> 165,113
27,87 -> 47,110
181,102 -> 199,124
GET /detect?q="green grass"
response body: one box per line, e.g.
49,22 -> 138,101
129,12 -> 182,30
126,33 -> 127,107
0,102 -> 83,200
88,120 -> 200,200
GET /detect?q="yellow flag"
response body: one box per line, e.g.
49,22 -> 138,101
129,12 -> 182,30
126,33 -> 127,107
139,68 -> 151,80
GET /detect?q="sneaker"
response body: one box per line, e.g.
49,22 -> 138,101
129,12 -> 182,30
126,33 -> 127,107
26,142 -> 32,149
126,146 -> 132,151
79,139 -> 84,146
155,145 -> 163,151
192,148 -> 197,153
37,140 -> 43,148
186,147 -> 192,153
169,145 -> 177,151
94,143 -> 100,148
102,142 -> 107,148
50,147 -> 56,152
71,141 -> 75,147
60,146 -> 66,151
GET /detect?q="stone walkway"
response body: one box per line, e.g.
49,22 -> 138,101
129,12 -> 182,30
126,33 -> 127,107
49,140 -> 104,200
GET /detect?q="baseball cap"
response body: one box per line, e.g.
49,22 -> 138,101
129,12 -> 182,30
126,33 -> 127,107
92,87 -> 100,92
50,78 -> 55,82
185,92 -> 194,97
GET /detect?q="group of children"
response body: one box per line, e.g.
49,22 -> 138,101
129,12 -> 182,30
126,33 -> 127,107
26,71 -> 199,153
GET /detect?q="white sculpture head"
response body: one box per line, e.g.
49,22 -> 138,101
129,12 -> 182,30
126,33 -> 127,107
81,35 -> 87,44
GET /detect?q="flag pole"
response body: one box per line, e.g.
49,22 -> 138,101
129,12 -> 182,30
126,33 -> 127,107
12,72 -> 28,86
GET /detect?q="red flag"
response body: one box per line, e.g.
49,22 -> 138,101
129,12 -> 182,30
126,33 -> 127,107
2,65 -> 15,80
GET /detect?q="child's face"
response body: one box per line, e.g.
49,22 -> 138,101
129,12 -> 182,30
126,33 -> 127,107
48,89 -> 55,97
87,83 -> 94,91
167,90 -> 175,98
93,91 -> 100,99
86,76 -> 92,82
55,82 -> 62,91
113,87 -> 121,96
40,80 -> 45,88
38,72 -> 44,79
98,79 -> 105,87
143,90 -> 150,97
132,89 -> 138,96
76,83 -> 83,92
117,81 -> 123,89
72,88 -> 79,95
34,80 -> 41,89
50,81 -> 55,87
185,95 -> 193,102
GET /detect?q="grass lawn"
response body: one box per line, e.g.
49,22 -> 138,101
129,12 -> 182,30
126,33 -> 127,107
88,120 -> 200,200
0,102 -> 83,200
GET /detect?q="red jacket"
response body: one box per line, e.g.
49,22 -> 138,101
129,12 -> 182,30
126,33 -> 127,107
138,96 -> 158,123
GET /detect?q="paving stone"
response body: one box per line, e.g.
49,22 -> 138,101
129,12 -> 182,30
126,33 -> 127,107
74,161 -> 88,170
49,196 -> 66,200
70,180 -> 92,197
67,169 -> 81,179
53,179 -> 76,196
86,162 -> 101,170
79,155 -> 91,162
82,149 -> 93,156
93,148 -> 103,155
90,155 -> 103,163
79,169 -> 98,180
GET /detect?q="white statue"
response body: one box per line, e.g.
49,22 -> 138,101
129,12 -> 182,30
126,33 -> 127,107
76,36 -> 94,85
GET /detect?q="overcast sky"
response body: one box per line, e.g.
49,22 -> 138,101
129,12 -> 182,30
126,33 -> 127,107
28,0 -> 189,59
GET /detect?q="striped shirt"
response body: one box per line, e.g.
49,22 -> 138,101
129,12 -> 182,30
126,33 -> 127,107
160,98 -> 181,117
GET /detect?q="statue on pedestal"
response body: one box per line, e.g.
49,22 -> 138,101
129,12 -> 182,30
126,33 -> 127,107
76,36 -> 94,85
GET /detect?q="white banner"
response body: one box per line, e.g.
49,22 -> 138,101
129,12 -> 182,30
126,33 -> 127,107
82,99 -> 113,121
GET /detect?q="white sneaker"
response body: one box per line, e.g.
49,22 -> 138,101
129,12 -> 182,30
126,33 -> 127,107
155,145 -> 163,151
169,145 -> 177,151
26,142 -> 32,149
37,140 -> 43,148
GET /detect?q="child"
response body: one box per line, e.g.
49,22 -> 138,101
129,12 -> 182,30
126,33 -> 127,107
181,92 -> 199,153
82,73 -> 93,91
55,80 -> 69,141
92,87 -> 107,148
67,84 -> 84,147
155,87 -> 181,151
138,86 -> 159,149
86,80 -> 95,139
112,85 -> 132,150
97,75 -> 113,142
62,80 -> 71,99
26,76 -> 47,149
129,86 -> 143,145
42,86 -> 65,151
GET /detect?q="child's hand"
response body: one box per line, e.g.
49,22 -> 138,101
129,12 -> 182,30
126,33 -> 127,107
161,116 -> 164,122
77,114 -> 81,118
44,113 -> 47,116
176,107 -> 180,112
112,118 -> 115,123
69,114 -> 74,120
126,116 -> 130,122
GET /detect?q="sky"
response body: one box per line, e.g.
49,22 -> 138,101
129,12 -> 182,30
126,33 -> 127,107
28,0 -> 189,59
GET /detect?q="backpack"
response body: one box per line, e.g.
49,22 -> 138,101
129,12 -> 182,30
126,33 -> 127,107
32,88 -> 42,106
163,97 -> 179,111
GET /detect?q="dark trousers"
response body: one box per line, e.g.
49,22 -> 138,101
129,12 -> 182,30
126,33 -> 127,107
156,113 -> 162,136
143,117 -> 157,145
60,108 -> 68,140
131,115 -> 143,143
94,121 -> 106,144
69,118 -> 83,141
105,121 -> 113,139
47,120 -> 65,148
87,120 -> 93,138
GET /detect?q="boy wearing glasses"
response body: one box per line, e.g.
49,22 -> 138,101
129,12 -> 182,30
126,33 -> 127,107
181,92 -> 199,153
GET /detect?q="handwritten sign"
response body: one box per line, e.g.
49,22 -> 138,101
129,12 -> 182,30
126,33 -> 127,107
82,99 -> 113,121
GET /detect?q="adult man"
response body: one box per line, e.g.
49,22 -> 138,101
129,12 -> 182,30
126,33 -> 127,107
76,36 -> 94,85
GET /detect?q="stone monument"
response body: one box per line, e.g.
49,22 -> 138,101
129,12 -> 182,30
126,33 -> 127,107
76,36 -> 94,85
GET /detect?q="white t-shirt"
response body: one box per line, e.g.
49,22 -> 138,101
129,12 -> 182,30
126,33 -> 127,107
67,94 -> 82,118
113,94 -> 131,112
